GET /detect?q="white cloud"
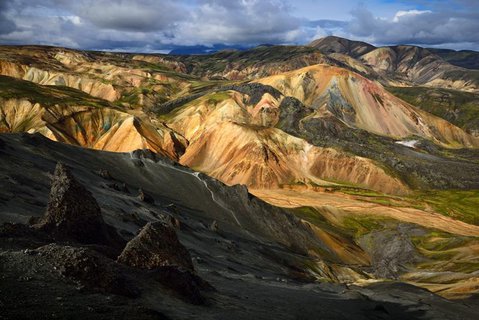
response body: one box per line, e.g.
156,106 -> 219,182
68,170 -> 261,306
60,16 -> 82,26
393,10 -> 432,22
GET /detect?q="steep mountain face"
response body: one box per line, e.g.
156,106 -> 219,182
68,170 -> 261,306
180,119 -> 407,193
1,46 -> 478,192
0,49 -> 120,101
361,46 -> 479,92
156,67 -> 479,192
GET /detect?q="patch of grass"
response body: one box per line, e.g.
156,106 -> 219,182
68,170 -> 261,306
334,187 -> 384,197
289,206 -> 329,227
331,186 -> 425,209
340,188 -> 479,225
137,61 -> 171,72
444,69 -> 479,83
411,231 -> 474,266
189,80 -> 233,95
116,88 -> 141,106
135,60 -> 200,81
412,231 -> 467,252
412,190 -> 479,225
206,91 -> 231,105
342,215 -> 389,237
447,261 -> 479,273
291,202 -> 394,238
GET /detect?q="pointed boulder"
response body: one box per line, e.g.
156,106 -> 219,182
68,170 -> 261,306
117,222 -> 194,272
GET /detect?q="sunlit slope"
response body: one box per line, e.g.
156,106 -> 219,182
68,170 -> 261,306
0,76 -> 186,158
162,89 -> 407,193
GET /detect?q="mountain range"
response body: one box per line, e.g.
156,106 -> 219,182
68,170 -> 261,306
1,36 -> 479,319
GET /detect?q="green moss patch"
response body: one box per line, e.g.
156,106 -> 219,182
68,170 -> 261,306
412,190 -> 479,225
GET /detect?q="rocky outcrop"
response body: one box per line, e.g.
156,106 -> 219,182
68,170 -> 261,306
34,162 -> 124,248
138,188 -> 154,204
37,243 -> 139,297
117,222 -> 194,272
359,224 -> 424,279
209,220 -> 219,232
153,266 -> 212,305
117,221 -> 210,304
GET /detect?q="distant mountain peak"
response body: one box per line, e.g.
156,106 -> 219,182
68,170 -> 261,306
309,36 -> 376,58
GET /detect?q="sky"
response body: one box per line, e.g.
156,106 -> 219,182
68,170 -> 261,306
0,0 -> 478,53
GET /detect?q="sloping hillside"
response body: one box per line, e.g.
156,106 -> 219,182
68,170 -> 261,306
257,64 -> 478,147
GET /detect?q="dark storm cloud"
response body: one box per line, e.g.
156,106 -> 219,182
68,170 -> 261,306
9,0 -> 187,32
174,0 -> 303,45
66,0 -> 187,32
0,1 -> 16,35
